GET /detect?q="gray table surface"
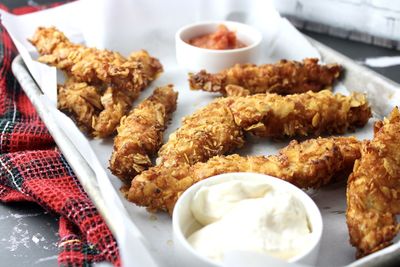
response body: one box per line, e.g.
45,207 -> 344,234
1,17 -> 399,267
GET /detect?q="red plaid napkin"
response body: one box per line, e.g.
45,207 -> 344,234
0,2 -> 121,266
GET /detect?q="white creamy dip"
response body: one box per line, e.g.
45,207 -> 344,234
187,179 -> 313,262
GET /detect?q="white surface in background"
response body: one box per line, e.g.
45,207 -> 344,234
274,0 -> 400,42
364,56 -> 400,67
1,0 -> 398,266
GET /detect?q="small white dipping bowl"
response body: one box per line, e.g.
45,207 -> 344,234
175,21 -> 262,72
172,172 -> 323,267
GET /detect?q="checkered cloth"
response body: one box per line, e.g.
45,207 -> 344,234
0,2 -> 121,266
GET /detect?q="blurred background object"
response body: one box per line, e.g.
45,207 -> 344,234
274,0 -> 400,50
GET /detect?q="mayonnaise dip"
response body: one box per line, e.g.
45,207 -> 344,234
187,179 -> 313,262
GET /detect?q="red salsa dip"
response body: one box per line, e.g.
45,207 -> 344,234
188,24 -> 246,50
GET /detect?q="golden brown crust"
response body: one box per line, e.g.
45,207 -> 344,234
157,98 -> 245,166
58,78 -> 132,137
93,86 -> 133,138
194,137 -> 361,188
109,85 -> 178,183
57,78 -> 102,133
128,137 -> 361,214
127,90 -> 370,213
227,90 -> 371,138
189,58 -> 341,96
346,108 -> 400,258
30,27 -> 162,94
224,85 -> 251,97
30,27 -> 163,137
127,97 -> 246,212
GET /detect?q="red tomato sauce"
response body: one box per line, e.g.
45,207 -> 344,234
188,25 -> 246,50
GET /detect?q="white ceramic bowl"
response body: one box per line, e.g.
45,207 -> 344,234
175,21 -> 262,72
172,172 -> 323,267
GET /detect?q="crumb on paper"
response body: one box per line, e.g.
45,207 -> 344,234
149,214 -> 158,221
32,233 -> 46,244
32,235 -> 40,244
6,223 -> 30,251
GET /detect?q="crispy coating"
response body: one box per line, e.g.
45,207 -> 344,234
224,84 -> 251,97
30,27 -> 163,137
57,78 -> 102,133
92,86 -> 133,137
128,50 -> 163,83
228,90 -> 371,138
109,85 -> 178,183
127,97 -> 246,212
58,78 -> 131,137
346,108 -> 400,258
157,98 -> 246,166
30,27 -> 162,95
128,137 -> 361,213
192,136 -> 361,189
157,90 -> 369,166
189,58 -> 341,96
127,90 -> 370,212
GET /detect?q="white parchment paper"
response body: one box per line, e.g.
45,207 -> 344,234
2,0 -> 398,266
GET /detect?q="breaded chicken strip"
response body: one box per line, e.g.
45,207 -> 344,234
29,27 -> 162,97
228,90 -> 371,138
128,137 -> 361,213
346,108 -> 400,258
157,90 -> 369,165
189,58 -> 341,96
30,27 -> 163,137
109,85 -> 178,183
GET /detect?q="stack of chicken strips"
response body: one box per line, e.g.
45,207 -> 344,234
30,27 -> 400,259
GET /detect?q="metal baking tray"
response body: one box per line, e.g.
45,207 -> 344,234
12,35 -> 400,266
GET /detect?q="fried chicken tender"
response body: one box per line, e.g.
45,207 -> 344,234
30,27 -> 163,137
157,90 -> 369,164
189,58 -> 341,96
227,90 -> 371,138
346,107 -> 400,258
128,137 -> 361,213
109,85 -> 178,183
29,27 -> 162,95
